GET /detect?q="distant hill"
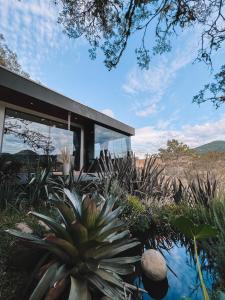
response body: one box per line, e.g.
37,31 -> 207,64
194,141 -> 225,154
16,150 -> 38,156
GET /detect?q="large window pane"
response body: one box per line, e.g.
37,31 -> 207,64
1,109 -> 81,171
94,124 -> 131,158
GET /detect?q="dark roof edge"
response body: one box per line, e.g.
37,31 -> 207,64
0,66 -> 135,135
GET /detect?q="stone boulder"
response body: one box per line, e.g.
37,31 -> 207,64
141,249 -> 167,281
16,222 -> 33,234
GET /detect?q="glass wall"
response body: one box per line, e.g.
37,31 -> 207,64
94,124 -> 131,158
1,109 -> 81,172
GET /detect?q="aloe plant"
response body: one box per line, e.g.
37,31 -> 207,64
6,189 -> 141,300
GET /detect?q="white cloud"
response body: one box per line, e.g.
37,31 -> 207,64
132,114 -> 225,158
123,34 -> 198,117
0,0 -> 83,80
101,108 -> 115,118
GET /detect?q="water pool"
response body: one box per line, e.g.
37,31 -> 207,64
133,242 -> 214,300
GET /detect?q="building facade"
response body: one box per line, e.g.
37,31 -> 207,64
0,67 -> 134,172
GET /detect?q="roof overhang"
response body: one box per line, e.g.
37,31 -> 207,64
0,66 -> 135,136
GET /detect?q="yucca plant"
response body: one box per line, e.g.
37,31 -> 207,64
6,189 -> 141,300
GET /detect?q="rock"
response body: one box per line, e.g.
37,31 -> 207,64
141,249 -> 167,281
16,222 -> 33,234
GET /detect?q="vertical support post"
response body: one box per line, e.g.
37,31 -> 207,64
80,128 -> 84,170
68,111 -> 71,130
0,103 -> 5,153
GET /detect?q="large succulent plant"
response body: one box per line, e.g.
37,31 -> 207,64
6,189 -> 141,300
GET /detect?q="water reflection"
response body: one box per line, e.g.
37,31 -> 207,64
133,242 -> 214,300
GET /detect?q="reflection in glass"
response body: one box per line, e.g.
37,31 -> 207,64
1,109 -> 81,172
94,124 -> 131,158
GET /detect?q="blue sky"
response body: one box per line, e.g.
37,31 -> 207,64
1,0 -> 225,157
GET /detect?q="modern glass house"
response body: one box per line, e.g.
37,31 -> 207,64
0,66 -> 134,172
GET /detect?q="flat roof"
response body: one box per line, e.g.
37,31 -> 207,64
0,66 -> 135,136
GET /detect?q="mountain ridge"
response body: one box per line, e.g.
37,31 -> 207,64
194,140 -> 225,153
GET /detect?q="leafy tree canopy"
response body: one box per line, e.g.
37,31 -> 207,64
55,0 -> 225,71
194,64 -> 225,108
0,34 -> 29,77
159,139 -> 194,158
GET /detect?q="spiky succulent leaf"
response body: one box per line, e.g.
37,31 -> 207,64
82,195 -> 98,229
29,262 -> 59,300
98,262 -> 135,275
29,211 -> 73,243
69,277 -> 90,300
94,269 -> 125,289
103,230 -> 130,243
45,236 -> 79,259
101,256 -> 141,264
70,221 -> 88,244
54,201 -> 76,226
88,274 -> 124,300
64,188 -> 81,218
86,238 -> 140,259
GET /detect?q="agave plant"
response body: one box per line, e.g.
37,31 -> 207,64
6,189 -> 141,300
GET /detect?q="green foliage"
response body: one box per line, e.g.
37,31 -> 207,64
6,189 -> 141,299
188,173 -> 217,207
17,168 -> 51,208
194,65 -> 225,108
173,216 -> 218,241
122,195 -> 150,233
55,1 -> 225,71
97,154 -> 166,201
127,195 -> 146,214
159,139 -> 194,159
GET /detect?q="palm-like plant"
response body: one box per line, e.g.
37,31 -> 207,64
6,189 -> 141,300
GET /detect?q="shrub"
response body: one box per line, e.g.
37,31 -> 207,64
121,195 -> 150,233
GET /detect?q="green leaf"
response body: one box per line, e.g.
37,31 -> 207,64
5,229 -> 39,241
29,262 -> 59,300
172,216 -> 196,238
25,239 -> 71,263
64,189 -> 81,218
29,211 -> 73,243
94,269 -> 124,289
68,276 -> 90,300
172,216 -> 218,241
101,256 -> 141,264
70,221 -> 88,244
90,239 -> 140,259
103,230 -> 130,243
194,224 -> 218,240
54,201 -> 76,226
47,237 -> 79,258
98,262 -> 135,275
88,274 -> 124,300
